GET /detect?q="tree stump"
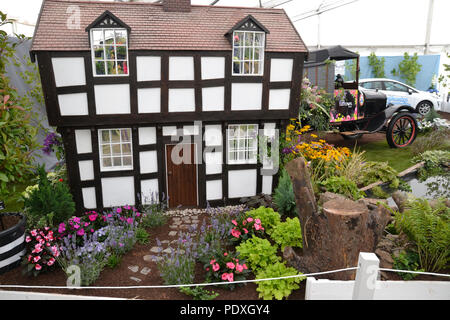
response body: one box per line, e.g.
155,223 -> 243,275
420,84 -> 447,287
283,157 -> 391,280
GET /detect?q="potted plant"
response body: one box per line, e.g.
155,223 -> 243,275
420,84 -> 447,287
0,201 -> 27,274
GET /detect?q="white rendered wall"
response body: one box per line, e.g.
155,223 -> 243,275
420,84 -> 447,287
262,175 -> 273,195
202,87 -> 224,111
231,83 -> 262,110
82,187 -> 96,209
51,57 -> 86,87
270,58 -> 293,82
138,127 -> 156,145
168,88 -> 195,112
141,179 -> 159,205
137,88 -> 161,113
201,57 -> 225,80
58,93 -> 89,116
228,169 -> 257,198
204,125 -> 222,146
268,89 -> 291,110
162,126 -> 177,136
206,180 -> 222,201
78,160 -> 94,181
139,151 -> 158,174
183,125 -> 199,136
94,84 -> 130,114
205,151 -> 222,175
101,177 -> 135,207
136,56 -> 161,82
74,129 -> 92,154
169,56 -> 194,81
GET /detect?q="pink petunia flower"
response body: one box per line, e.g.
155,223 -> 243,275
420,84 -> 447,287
35,264 -> 42,271
221,273 -> 229,281
30,230 -> 37,237
226,273 -> 234,282
77,228 -> 85,236
33,256 -> 41,263
25,236 -> 31,243
210,259 -> 216,265
231,228 -> 241,238
231,220 -> 237,226
223,252 -> 228,257
236,264 -> 244,273
47,258 -> 55,266
226,262 -> 235,270
247,217 -> 253,223
243,228 -> 248,234
212,263 -> 220,272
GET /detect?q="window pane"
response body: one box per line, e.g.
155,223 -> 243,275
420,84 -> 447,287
254,61 -> 260,74
116,46 -> 127,60
103,158 -> 112,167
102,144 -> 111,156
95,61 -> 105,75
122,156 -> 132,166
115,29 -> 127,45
243,61 -> 251,74
244,48 -> 252,60
112,144 -> 121,156
117,61 -> 128,75
233,32 -> 242,46
101,130 -> 110,143
92,30 -> 104,45
113,157 -> 122,166
255,33 -> 264,46
106,61 -> 117,75
110,130 -> 120,143
122,143 -> 132,155
104,30 -> 115,44
233,61 -> 240,74
245,32 -> 254,46
254,48 -> 261,60
121,129 -> 131,142
93,46 -> 104,60
105,46 -> 115,59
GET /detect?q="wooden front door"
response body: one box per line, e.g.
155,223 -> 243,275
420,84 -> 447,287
166,143 -> 198,208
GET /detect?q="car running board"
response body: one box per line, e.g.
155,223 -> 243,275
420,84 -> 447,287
340,130 -> 371,136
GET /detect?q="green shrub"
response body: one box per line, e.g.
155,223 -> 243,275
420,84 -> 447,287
413,150 -> 450,169
357,161 -> 400,189
412,128 -> 450,156
106,253 -> 122,269
273,169 -> 297,217
255,262 -> 304,300
245,206 -> 281,234
392,250 -> 424,280
236,236 -> 280,270
370,186 -> 390,199
394,198 -> 450,272
141,210 -> 167,229
23,165 -> 75,228
270,217 -> 302,251
319,176 -> 365,200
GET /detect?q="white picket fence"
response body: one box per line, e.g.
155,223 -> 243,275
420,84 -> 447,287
306,252 -> 450,300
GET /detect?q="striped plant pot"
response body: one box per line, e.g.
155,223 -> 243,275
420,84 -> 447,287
0,213 -> 26,275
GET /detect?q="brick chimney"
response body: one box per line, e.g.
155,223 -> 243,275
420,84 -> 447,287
163,0 -> 191,12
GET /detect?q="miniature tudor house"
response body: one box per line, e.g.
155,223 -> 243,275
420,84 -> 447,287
30,0 -> 307,211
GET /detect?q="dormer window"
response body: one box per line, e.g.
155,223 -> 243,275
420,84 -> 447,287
227,15 -> 269,76
86,11 -> 130,77
232,31 -> 265,76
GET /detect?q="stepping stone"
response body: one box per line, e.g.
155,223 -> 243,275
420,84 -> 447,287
140,267 -> 151,275
173,220 -> 182,225
128,265 -> 139,273
144,255 -> 162,263
150,246 -> 162,253
168,231 -> 177,237
130,276 -> 142,283
169,225 -> 178,229
192,220 -> 199,224
161,240 -> 170,244
163,248 -> 174,254
179,225 -> 190,230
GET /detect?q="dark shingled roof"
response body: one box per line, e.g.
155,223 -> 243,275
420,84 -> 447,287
30,0 -> 308,53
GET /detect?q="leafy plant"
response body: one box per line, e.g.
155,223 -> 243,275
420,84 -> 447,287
136,227 -> 150,244
245,206 -> 281,233
413,150 -> 450,170
413,127 -> 450,157
179,286 -> 219,300
273,169 -> 297,218
319,176 -> 365,200
370,185 -> 390,199
255,262 -> 304,300
23,165 -> 75,228
368,52 -> 385,78
357,161 -> 400,189
270,217 -> 302,251
236,236 -> 280,270
391,52 -> 422,87
394,198 -> 449,272
106,253 -> 122,269
392,250 -> 424,280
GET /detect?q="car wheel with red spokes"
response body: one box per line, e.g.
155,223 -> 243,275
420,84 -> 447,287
386,112 -> 418,148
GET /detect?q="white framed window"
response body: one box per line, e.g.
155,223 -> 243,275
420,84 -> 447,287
99,128 -> 133,171
232,31 -> 265,76
91,28 -> 129,76
227,124 -> 258,164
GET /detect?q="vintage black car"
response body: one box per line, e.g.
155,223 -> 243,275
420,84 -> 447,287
304,45 -> 419,148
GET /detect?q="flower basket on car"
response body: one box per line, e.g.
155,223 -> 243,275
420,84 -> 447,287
0,211 -> 27,274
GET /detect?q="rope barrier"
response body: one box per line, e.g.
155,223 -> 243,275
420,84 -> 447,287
0,266 -> 359,290
379,268 -> 450,278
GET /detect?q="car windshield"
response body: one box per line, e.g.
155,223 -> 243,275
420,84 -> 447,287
335,59 -> 357,83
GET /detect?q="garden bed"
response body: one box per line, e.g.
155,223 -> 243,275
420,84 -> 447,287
0,210 -> 306,300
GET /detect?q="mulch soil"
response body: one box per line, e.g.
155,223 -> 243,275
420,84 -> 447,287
0,215 -> 21,232
0,212 -> 305,300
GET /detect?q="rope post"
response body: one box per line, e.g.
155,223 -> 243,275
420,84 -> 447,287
352,252 -> 379,300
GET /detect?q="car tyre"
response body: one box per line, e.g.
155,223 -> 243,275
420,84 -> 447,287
386,112 -> 418,148
416,101 -> 432,116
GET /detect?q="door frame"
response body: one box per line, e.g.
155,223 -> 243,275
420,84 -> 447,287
164,143 -> 199,208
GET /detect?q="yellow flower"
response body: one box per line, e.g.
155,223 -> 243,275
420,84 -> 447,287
310,134 -> 318,138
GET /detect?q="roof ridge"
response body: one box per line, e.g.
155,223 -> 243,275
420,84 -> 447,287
43,0 -> 284,12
